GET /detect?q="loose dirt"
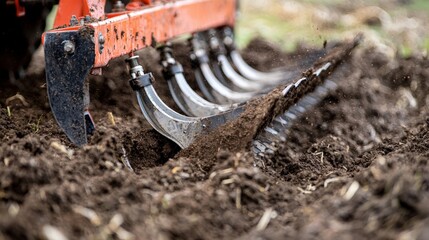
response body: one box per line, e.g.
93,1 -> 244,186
0,35 -> 428,240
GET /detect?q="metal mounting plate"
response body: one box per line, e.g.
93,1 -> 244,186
44,30 -> 95,146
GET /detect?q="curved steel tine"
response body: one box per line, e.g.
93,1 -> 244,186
159,46 -> 237,117
205,30 -> 267,91
220,27 -> 291,83
196,66 -> 234,104
200,63 -> 257,102
218,55 -> 266,90
230,50 -> 286,81
209,58 -> 232,87
135,90 -> 172,138
191,47 -> 233,104
166,79 -> 193,116
173,74 -> 238,116
127,56 -> 243,148
193,68 -> 219,103
136,85 -> 199,148
190,33 -> 259,103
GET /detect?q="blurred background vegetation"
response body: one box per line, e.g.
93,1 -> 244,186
236,0 -> 429,56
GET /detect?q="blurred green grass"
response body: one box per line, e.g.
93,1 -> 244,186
301,0 -> 429,11
45,5 -> 57,31
236,2 -> 320,51
236,0 -> 429,55
235,1 -> 344,51
408,0 -> 429,11
236,11 -> 330,51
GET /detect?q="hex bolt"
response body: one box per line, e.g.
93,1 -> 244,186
70,15 -> 79,26
62,40 -> 75,54
84,15 -> 91,23
112,0 -> 125,12
98,33 -> 105,44
126,56 -> 144,79
98,33 -> 105,54
126,56 -> 141,70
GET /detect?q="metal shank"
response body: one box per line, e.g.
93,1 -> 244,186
44,30 -> 95,146
190,34 -> 258,104
220,27 -> 287,83
160,47 -> 237,117
169,72 -> 238,117
128,56 -> 243,148
133,57 -> 340,149
206,31 -> 267,91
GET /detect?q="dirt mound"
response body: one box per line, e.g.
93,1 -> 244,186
0,35 -> 428,239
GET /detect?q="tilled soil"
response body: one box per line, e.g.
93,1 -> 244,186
0,37 -> 428,240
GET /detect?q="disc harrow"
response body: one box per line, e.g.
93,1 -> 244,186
40,0 -> 361,156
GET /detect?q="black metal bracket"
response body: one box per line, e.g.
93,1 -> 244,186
129,73 -> 155,90
159,47 -> 184,80
220,27 -> 237,52
44,30 -> 95,147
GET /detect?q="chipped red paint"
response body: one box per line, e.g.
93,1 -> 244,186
47,0 -> 236,68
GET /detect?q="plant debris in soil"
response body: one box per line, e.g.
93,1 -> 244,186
0,35 -> 428,240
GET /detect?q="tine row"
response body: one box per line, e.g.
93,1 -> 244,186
126,26 -> 340,152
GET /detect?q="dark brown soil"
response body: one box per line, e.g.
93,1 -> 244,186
0,35 -> 428,240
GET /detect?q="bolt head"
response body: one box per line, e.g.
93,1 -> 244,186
70,15 -> 79,26
98,33 -> 105,44
62,40 -> 75,54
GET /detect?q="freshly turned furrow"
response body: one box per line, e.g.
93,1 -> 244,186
252,79 -> 338,159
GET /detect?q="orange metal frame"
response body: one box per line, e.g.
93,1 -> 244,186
46,0 -> 236,68
54,0 -> 107,27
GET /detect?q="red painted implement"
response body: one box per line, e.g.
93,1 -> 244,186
42,0 -> 239,146
5,0 -> 359,155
